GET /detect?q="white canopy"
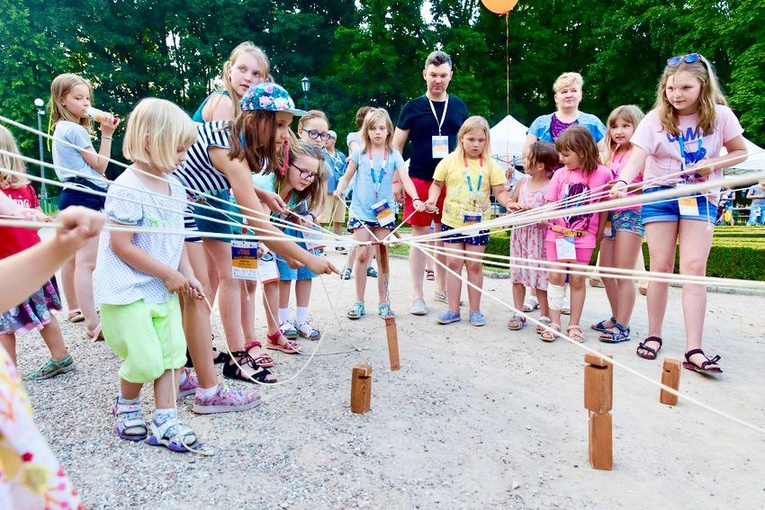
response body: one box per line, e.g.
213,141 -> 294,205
490,115 -> 528,169
722,137 -> 765,174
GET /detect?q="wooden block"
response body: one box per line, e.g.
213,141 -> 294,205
351,363 -> 373,414
588,411 -> 613,470
584,352 -> 612,368
385,317 -> 401,371
584,363 -> 613,413
660,358 -> 682,406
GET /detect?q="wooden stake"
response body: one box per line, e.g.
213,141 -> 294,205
584,353 -> 613,470
376,244 -> 400,371
350,363 -> 372,414
660,358 -> 681,406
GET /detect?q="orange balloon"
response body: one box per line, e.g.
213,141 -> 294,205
481,0 -> 519,14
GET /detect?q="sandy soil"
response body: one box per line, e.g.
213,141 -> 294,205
16,249 -> 765,509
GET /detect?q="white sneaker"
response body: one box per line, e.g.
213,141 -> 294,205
410,298 -> 428,316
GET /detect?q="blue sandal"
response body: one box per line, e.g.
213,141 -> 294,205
592,316 -> 616,333
378,303 -> 395,319
599,322 -> 631,343
347,302 -> 365,320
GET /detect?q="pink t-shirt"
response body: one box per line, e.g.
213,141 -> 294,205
630,105 -> 743,203
609,147 -> 643,212
545,164 -> 613,248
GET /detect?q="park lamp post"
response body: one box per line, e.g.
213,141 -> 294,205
301,75 -> 310,111
34,98 -> 47,202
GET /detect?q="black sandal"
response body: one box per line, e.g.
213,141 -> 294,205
212,347 -> 231,364
683,348 -> 722,374
222,351 -> 277,384
636,336 -> 662,360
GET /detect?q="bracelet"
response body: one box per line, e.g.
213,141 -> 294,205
615,179 -> 628,186
413,198 -> 422,202
102,135 -> 112,140
393,180 -> 402,184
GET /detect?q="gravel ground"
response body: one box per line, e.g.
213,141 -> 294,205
16,250 -> 765,509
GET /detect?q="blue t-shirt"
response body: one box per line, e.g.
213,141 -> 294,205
52,121 -> 107,188
348,148 -> 404,222
192,91 -> 230,123
527,112 -> 606,144
322,148 -> 347,193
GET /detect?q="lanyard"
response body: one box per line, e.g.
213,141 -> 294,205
428,95 -> 449,136
464,155 -> 484,206
677,136 -> 687,173
369,148 -> 388,199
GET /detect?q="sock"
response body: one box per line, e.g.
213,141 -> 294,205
178,369 -> 188,386
279,308 -> 291,324
196,384 -> 219,398
296,307 -> 309,325
118,393 -> 140,405
154,408 -> 176,425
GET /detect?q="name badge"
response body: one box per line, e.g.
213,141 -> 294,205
678,196 -> 699,217
232,240 -> 258,280
303,225 -> 325,253
432,135 -> 449,159
555,236 -> 577,261
256,251 -> 279,284
463,211 -> 482,234
603,220 -> 613,238
372,199 -> 396,226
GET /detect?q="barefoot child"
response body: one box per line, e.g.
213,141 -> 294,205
94,98 -> 205,451
505,141 -> 558,332
592,105 -> 646,343
424,116 -> 511,326
542,126 -> 613,342
0,125 -> 76,380
334,108 -> 420,320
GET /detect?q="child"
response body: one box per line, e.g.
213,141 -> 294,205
275,110 -> 331,341
0,125 -> 75,380
50,73 -> 119,340
0,206 -> 102,510
94,98 -> 207,451
542,125 -> 613,342
610,53 -> 747,372
424,116 -> 510,326
505,141 -> 558,332
334,108 -> 420,320
253,141 -> 326,352
592,105 -> 646,343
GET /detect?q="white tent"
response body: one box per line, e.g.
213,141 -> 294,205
490,114 -> 528,170
722,137 -> 765,175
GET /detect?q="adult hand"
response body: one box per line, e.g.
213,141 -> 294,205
54,207 -> 104,253
306,254 -> 339,275
260,190 -> 288,214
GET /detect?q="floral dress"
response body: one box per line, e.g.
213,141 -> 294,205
510,177 -> 549,289
0,346 -> 82,509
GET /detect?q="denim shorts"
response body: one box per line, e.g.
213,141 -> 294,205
642,186 -> 716,225
274,226 -> 317,281
440,224 -> 489,246
192,190 -> 240,242
605,209 -> 644,239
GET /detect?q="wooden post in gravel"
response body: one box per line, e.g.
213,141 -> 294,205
660,359 -> 681,406
584,352 -> 613,470
350,363 -> 373,414
376,243 -> 400,371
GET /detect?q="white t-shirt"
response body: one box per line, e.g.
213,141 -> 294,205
51,121 -> 107,188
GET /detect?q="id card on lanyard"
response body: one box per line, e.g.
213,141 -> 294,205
555,236 -> 577,261
429,96 -> 450,159
232,240 -> 259,280
372,199 -> 396,226
256,251 -> 279,284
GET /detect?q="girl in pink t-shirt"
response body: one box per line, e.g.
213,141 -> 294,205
543,126 -> 612,342
610,53 -> 747,373
592,105 -> 645,344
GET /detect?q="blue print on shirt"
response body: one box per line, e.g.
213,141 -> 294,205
667,127 -> 707,165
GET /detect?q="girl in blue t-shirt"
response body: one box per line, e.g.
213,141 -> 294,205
334,108 -> 422,320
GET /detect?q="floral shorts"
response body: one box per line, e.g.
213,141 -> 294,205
347,217 -> 394,232
605,209 -> 644,239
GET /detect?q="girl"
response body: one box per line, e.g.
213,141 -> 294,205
334,108 -> 419,320
0,125 -> 75,380
275,110 -> 330,341
424,116 -> 510,327
542,126 -> 613,342
95,98 -> 207,451
173,83 -> 335,414
592,105 -> 646,343
610,53 -> 747,372
50,73 -> 119,340
505,141 -> 559,331
0,206 -> 101,510
253,141 -> 325,351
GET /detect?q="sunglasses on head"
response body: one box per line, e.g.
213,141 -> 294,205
666,53 -> 700,66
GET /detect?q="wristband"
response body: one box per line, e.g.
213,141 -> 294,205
615,179 -> 628,186
102,135 -> 113,140
393,180 -> 402,184
413,198 -> 422,202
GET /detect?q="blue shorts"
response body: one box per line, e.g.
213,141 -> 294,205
440,224 -> 489,246
192,190 -> 241,242
59,178 -> 107,211
642,186 -> 716,225
275,227 -> 317,281
606,209 -> 644,239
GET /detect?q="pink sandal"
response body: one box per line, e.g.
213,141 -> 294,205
266,331 -> 299,354
244,341 -> 274,368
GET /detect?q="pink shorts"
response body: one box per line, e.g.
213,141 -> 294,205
545,241 -> 593,264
